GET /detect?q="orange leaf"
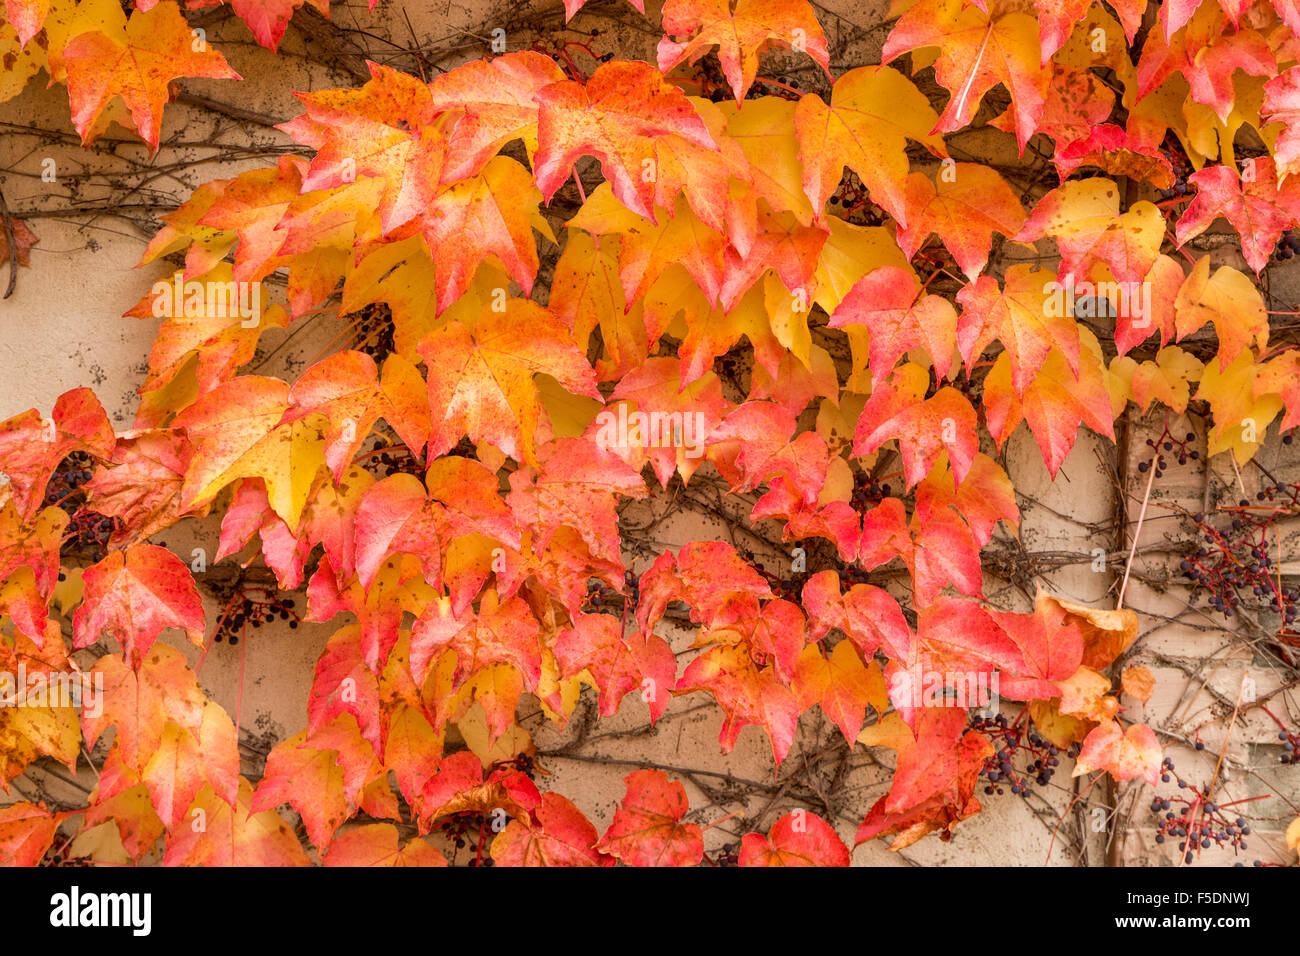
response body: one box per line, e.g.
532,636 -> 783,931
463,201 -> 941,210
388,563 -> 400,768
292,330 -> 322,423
63,3 -> 240,151
596,769 -> 703,866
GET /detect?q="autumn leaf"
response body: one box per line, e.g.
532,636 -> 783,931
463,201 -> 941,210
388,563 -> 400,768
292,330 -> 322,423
896,164 -> 1025,279
0,802 -> 60,866
492,791 -> 609,866
534,60 -> 717,224
1014,178 -> 1163,284
1137,5 -> 1273,125
83,644 -> 207,774
854,362 -> 978,488
956,264 -> 1079,396
596,769 -> 704,866
1263,66 -> 1300,180
164,778 -> 310,866
63,2 -> 240,150
793,65 -> 945,225
411,592 -> 542,695
829,266 -> 958,377
1072,718 -> 1162,786
555,613 -> 654,718
0,625 -> 80,782
792,640 -> 877,744
508,436 -> 648,568
800,569 -> 913,663
415,156 -> 555,312
637,540 -> 772,636
914,452 -> 1018,547
1034,0 -> 1145,64
1121,665 -> 1155,705
657,0 -> 830,102
251,726 -> 360,849
425,52 -> 567,181
599,357 -> 729,485
1195,350 -> 1281,465
0,216 -> 38,269
1175,157 -> 1300,275
676,642 -> 799,763
172,375 -> 328,529
883,0 -> 1046,152
994,591 -> 1084,684
739,810 -> 850,866
0,386 -> 115,523
141,704 -> 238,830
226,0 -> 330,52
418,298 -> 600,468
283,350 -> 429,481
324,824 -> 448,866
1255,348 -> 1300,433
73,543 -> 205,665
415,750 -> 540,831
1052,124 -> 1173,189
983,332 -> 1115,476
281,61 -> 442,235
3,0 -> 49,46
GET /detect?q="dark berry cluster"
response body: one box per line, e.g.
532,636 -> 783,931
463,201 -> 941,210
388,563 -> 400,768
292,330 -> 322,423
827,171 -> 886,226
849,472 -> 891,513
505,753 -> 537,779
583,578 -> 621,617
1274,230 -> 1300,261
582,572 -> 640,617
1178,487 -> 1300,630
1157,138 -> 1193,201
711,841 -> 740,866
439,811 -> 499,867
1149,756 -> 1259,865
213,586 -> 298,645
949,372 -> 983,404
970,713 -> 1081,798
39,839 -> 89,868
1278,728 -> 1299,765
1137,427 -> 1198,477
1267,708 -> 1300,765
362,445 -> 424,479
350,302 -> 395,362
46,452 -> 121,562
44,450 -> 95,509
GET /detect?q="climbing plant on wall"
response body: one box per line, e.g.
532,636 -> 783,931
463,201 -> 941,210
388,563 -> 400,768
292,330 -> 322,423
2,0 -> 1300,866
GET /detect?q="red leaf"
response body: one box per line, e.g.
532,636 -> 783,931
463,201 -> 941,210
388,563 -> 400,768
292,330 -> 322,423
73,543 -> 205,666
1176,158 -> 1300,275
596,769 -> 703,866
491,792 -> 609,866
739,810 -> 850,866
